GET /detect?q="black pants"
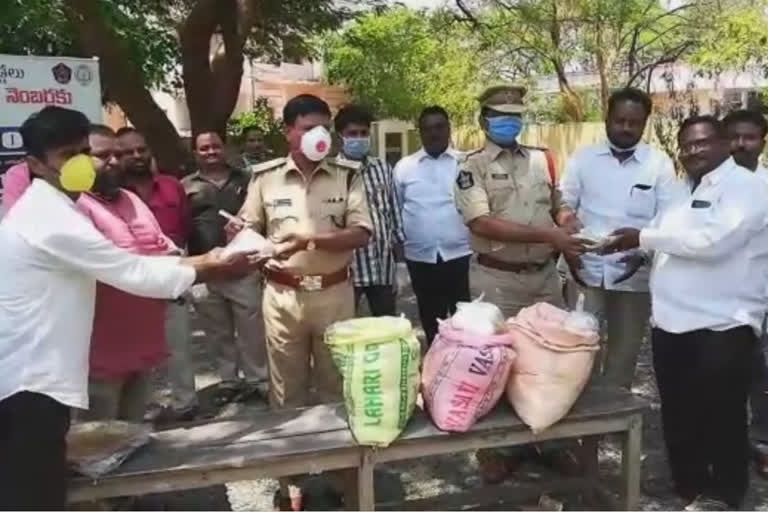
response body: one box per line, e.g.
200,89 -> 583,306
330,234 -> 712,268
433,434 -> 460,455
750,325 -> 768,442
406,255 -> 471,345
0,391 -> 71,510
354,285 -> 397,317
652,326 -> 754,507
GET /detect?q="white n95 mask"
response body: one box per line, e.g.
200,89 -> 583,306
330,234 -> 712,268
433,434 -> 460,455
301,126 -> 332,161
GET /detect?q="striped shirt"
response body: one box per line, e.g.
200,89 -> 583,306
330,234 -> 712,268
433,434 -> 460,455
348,156 -> 404,287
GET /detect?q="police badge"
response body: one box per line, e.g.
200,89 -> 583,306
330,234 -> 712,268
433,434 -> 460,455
456,170 -> 474,190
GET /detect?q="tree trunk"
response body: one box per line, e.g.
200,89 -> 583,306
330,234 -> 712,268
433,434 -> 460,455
180,0 -> 254,138
595,26 -> 610,118
63,0 -> 189,173
547,0 -> 584,121
554,64 -> 585,121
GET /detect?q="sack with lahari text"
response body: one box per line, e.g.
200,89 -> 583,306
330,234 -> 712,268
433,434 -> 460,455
325,316 -> 421,447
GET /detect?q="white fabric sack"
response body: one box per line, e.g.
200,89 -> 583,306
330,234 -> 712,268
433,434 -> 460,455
506,301 -> 599,433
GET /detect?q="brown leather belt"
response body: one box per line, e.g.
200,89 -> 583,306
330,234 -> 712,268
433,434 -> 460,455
264,266 -> 350,291
478,254 -> 551,273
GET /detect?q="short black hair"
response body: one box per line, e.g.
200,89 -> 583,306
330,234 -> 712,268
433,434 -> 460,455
283,94 -> 331,126
193,130 -> 225,150
242,126 -> 262,137
20,106 -> 90,159
723,109 -> 768,138
89,124 -> 115,137
418,105 -> 450,128
334,104 -> 374,133
607,88 -> 653,118
116,126 -> 139,138
678,115 -> 726,140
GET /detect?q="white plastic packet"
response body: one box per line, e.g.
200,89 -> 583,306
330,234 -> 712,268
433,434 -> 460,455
220,228 -> 275,259
451,295 -> 507,336
563,292 -> 599,333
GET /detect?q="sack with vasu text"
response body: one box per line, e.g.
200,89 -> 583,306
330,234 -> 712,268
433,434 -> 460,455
422,320 -> 516,432
325,316 -> 421,447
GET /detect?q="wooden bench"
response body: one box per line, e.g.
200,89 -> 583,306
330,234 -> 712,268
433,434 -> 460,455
69,386 -> 647,510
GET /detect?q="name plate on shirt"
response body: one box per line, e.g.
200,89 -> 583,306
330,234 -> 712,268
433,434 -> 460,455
691,200 -> 711,209
491,173 -> 509,180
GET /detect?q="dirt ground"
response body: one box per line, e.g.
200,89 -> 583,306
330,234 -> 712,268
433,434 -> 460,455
134,262 -> 768,511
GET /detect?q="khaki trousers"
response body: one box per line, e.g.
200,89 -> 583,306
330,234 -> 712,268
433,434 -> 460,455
264,280 -> 355,498
565,280 -> 651,389
79,373 -> 152,422
263,280 -> 354,408
477,259 -> 565,318
194,274 -> 267,382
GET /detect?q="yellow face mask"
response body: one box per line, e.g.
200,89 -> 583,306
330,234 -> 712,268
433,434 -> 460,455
59,154 -> 96,192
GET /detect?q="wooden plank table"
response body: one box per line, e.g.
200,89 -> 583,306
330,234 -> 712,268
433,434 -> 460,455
68,404 -> 360,502
69,386 -> 648,510
359,386 -> 647,510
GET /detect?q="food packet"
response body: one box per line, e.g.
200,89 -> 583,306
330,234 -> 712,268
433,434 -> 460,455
450,296 -> 506,336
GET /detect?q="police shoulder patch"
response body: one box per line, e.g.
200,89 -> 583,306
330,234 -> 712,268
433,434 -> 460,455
520,144 -> 548,153
250,157 -> 286,175
329,157 -> 362,171
456,170 -> 475,190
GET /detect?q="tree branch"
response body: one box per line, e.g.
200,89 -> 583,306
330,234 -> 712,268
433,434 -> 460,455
63,0 -> 188,172
626,41 -> 694,88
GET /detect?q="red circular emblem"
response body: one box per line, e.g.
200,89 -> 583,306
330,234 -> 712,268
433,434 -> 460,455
316,140 -> 328,152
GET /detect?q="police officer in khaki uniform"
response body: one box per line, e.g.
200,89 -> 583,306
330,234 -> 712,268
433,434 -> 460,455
235,94 -> 372,510
454,85 -> 585,483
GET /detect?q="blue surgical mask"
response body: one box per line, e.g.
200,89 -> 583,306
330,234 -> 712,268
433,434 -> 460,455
485,115 -> 523,146
342,136 -> 371,161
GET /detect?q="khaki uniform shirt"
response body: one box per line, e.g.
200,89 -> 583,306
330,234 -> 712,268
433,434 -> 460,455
454,142 -> 560,263
239,156 -> 373,275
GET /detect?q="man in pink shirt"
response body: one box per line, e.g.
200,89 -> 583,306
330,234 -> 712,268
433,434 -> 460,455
117,127 -> 199,422
76,125 -> 177,421
1,161 -> 32,215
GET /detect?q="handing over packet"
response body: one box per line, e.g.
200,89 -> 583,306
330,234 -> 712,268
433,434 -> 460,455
218,210 -> 275,259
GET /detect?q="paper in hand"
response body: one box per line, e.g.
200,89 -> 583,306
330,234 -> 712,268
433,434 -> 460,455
575,229 -> 618,253
220,228 -> 275,259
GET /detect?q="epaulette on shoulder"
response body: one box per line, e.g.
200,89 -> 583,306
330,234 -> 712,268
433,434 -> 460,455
460,148 -> 483,160
329,157 -> 362,172
250,157 -> 286,175
520,144 -> 549,153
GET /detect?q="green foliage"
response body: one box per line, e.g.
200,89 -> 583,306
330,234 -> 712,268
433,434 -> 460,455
322,7 -> 490,123
0,0 -> 179,90
227,97 -> 286,155
528,90 -> 603,123
691,1 -> 768,71
0,0 -> 356,96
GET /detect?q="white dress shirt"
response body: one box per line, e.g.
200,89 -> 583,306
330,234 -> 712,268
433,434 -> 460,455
0,179 -> 196,409
394,148 -> 471,263
755,163 -> 768,185
641,157 -> 768,334
560,142 -> 684,291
